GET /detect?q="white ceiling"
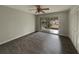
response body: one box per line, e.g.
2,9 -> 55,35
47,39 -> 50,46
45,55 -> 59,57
5,5 -> 73,15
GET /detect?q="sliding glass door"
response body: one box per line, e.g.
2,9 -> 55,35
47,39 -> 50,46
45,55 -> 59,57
40,17 -> 59,34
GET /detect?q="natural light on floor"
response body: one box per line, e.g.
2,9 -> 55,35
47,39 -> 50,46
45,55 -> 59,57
49,29 -> 59,34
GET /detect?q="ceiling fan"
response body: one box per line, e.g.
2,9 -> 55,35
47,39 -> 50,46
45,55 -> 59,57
30,5 -> 49,14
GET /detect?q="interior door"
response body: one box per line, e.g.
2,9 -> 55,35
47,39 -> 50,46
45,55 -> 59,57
69,6 -> 78,50
76,7 -> 79,52
73,7 -> 78,48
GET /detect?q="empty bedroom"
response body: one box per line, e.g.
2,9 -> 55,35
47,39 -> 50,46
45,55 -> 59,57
0,5 -> 79,54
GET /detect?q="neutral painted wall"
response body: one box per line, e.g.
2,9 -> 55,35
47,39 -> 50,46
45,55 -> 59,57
36,11 -> 69,36
68,6 -> 79,53
0,6 -> 35,44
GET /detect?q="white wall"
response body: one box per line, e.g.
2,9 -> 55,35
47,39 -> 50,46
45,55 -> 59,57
0,6 -> 35,44
36,11 -> 69,36
68,6 -> 79,53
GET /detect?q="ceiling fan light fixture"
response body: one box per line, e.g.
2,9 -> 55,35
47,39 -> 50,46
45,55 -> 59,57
29,5 -> 49,14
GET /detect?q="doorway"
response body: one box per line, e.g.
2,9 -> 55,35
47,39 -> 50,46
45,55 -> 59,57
40,17 -> 59,34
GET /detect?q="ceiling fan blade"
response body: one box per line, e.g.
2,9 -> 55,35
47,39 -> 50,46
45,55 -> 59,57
41,10 -> 45,13
41,8 -> 49,10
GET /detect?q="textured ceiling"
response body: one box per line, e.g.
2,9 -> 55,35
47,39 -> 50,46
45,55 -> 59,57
5,5 -> 73,15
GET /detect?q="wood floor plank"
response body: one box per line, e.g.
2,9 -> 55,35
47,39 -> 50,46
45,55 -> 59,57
0,32 -> 78,54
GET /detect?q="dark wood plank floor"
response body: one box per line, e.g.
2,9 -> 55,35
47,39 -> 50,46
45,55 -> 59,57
0,32 -> 78,54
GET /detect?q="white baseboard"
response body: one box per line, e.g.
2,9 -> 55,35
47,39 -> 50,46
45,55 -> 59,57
0,31 -> 35,45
